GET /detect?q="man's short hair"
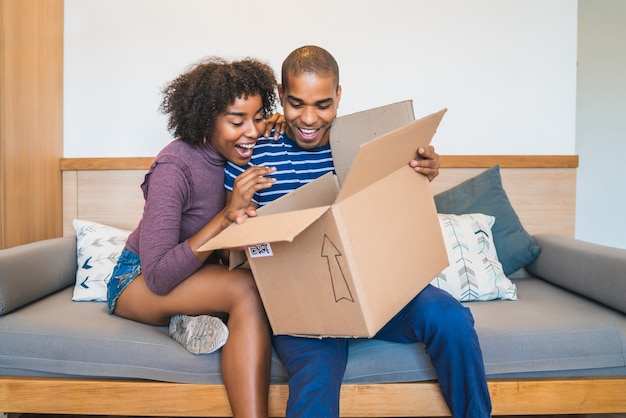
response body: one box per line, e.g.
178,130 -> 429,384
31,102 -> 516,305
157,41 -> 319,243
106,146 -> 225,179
281,45 -> 340,91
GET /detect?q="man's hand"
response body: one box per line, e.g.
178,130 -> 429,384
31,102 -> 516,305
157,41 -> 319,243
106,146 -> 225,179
409,146 -> 440,182
263,113 -> 285,140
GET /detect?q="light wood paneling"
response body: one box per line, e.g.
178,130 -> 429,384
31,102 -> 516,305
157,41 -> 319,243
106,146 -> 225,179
440,155 -> 578,168
1,377 -> 625,417
59,155 -> 579,171
431,168 -> 576,237
60,157 -> 156,171
61,156 -> 577,238
0,0 -> 64,248
62,170 -> 146,235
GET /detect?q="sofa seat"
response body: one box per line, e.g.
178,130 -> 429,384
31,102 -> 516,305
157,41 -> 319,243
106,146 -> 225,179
2,276 -> 624,385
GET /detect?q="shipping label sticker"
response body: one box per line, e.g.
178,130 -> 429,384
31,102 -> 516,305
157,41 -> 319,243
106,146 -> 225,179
248,243 -> 273,258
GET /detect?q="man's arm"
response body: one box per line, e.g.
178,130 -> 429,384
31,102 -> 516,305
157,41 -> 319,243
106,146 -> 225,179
409,145 -> 440,182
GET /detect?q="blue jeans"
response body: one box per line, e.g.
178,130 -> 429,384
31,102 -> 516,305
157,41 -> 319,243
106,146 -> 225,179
106,248 -> 141,314
272,284 -> 492,418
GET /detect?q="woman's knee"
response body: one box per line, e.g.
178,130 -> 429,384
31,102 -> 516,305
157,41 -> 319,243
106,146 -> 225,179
222,269 -> 267,324
229,269 -> 262,301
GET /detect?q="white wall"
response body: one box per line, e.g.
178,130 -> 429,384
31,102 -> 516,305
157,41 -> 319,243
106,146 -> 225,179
576,0 -> 626,249
67,1 -> 626,249
64,0 -> 577,158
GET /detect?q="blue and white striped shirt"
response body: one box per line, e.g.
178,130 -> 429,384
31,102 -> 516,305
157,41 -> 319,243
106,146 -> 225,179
224,133 -> 335,207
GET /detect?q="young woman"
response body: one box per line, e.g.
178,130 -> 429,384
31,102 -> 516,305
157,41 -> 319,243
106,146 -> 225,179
107,56 -> 278,418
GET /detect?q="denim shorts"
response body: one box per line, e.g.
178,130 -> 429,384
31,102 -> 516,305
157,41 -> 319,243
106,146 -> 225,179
107,247 -> 141,314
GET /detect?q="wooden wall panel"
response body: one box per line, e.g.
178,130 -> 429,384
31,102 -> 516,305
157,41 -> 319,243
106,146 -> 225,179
0,0 -> 64,248
62,170 -> 146,236
431,168 -> 576,237
61,157 -> 577,239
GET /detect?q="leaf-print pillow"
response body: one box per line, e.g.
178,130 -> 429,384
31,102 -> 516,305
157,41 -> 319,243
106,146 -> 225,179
72,219 -> 130,302
431,213 -> 517,302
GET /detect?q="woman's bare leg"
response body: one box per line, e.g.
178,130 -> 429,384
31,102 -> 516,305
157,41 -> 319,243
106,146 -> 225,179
114,265 -> 270,417
217,268 -> 271,417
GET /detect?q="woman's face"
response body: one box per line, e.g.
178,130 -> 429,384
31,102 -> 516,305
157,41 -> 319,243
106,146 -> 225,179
210,94 -> 265,166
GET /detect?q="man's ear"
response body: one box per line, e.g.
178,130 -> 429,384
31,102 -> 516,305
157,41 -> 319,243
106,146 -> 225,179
278,84 -> 285,106
336,84 -> 342,107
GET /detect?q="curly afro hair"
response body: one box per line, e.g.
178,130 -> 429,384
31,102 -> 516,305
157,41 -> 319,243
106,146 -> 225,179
160,56 -> 278,145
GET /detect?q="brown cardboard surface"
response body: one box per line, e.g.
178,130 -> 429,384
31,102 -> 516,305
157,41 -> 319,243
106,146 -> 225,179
226,173 -> 338,269
337,109 -> 446,202
257,172 -> 339,216
329,167 -> 445,335
200,103 -> 449,337
331,100 -> 415,184
206,206 -> 329,249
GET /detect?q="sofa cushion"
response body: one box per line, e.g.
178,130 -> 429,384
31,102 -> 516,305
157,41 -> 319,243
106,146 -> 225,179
431,213 -> 517,301
345,276 -> 626,382
0,237 -> 76,315
434,165 -> 541,275
470,276 -> 625,375
0,287 -> 287,384
528,234 -> 626,314
2,280 -> 624,384
73,219 -> 130,302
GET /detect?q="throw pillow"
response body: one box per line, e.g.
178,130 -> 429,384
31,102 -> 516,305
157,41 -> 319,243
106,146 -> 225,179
73,219 -> 131,302
431,213 -> 518,302
434,165 -> 541,275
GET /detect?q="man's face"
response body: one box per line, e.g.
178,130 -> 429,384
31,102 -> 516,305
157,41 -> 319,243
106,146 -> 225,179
279,71 -> 342,150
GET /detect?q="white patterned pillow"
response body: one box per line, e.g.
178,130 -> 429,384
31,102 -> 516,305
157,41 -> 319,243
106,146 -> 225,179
73,219 -> 131,302
431,213 -> 517,302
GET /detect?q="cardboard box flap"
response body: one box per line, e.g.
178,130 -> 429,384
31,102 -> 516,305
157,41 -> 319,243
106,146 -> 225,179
257,172 -> 339,216
330,100 -> 415,185
199,206 -> 329,251
336,108 -> 447,203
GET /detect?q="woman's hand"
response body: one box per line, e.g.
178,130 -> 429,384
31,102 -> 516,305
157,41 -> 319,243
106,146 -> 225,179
409,146 -> 440,182
227,165 -> 276,215
190,166 -> 275,258
263,113 -> 285,140
221,206 -> 258,228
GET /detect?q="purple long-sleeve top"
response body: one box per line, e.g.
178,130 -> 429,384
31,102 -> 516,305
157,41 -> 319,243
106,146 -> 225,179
124,139 -> 226,295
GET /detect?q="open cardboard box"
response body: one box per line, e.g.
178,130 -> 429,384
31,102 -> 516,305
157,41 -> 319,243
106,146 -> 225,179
201,102 -> 449,337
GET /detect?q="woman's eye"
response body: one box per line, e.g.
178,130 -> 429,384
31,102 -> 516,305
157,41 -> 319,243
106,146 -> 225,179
231,122 -> 243,127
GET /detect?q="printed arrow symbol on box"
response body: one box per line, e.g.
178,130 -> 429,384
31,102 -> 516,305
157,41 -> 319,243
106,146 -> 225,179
321,234 -> 354,303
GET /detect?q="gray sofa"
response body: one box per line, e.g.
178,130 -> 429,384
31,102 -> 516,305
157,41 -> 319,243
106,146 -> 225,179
1,232 -> 625,416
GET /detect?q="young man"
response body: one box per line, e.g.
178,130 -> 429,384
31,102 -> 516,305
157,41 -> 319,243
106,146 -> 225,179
225,45 -> 492,418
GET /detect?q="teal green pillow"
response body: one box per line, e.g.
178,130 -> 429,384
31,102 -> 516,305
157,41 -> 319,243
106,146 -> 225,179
434,165 -> 541,275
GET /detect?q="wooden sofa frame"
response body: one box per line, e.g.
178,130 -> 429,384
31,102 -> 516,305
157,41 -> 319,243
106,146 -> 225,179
2,155 -> 626,417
